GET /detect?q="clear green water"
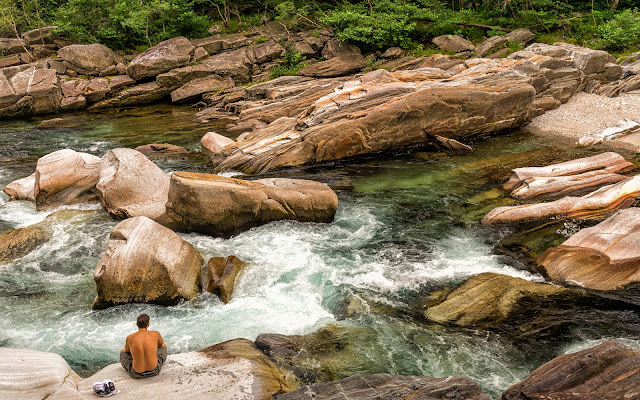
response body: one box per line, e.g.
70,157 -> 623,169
1,105 -> 639,397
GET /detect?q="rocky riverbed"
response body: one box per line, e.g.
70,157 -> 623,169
2,25 -> 640,400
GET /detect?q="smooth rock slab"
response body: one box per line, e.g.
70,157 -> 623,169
127,37 -> 194,80
164,172 -> 338,237
538,208 -> 640,290
501,341 -> 640,400
34,149 -> 101,209
3,173 -> 35,201
96,148 -> 170,220
92,216 -> 203,309
275,374 -> 490,400
0,347 -> 81,400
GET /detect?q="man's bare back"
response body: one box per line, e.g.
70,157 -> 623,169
120,313 -> 168,379
125,329 -> 165,373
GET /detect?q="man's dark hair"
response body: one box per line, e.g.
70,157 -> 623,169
137,314 -> 150,328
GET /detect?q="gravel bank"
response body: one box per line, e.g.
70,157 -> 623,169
524,92 -> 640,155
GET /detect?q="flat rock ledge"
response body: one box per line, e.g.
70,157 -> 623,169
2,339 -> 293,400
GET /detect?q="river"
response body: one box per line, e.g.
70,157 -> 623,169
1,104 -> 639,397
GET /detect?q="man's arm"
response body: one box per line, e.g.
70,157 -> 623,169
157,332 -> 165,348
121,335 -> 131,353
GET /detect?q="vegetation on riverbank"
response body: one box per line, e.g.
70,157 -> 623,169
1,0 -> 639,56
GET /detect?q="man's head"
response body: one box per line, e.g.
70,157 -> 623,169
136,314 -> 150,329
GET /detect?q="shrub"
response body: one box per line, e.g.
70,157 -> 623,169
598,9 -> 640,50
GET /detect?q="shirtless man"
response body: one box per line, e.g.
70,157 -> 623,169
119,314 -> 167,379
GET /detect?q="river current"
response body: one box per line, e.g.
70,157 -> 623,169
1,105 -> 639,397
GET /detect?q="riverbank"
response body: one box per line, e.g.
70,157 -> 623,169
524,91 -> 640,155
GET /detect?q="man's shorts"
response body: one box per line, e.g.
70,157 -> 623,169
119,346 -> 167,379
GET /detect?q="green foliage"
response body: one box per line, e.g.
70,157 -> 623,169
321,0 -> 445,49
53,0 -> 211,49
597,9 -> 640,50
270,44 -> 306,78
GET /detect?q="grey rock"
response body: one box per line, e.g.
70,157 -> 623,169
505,28 -> 536,44
432,35 -> 475,52
57,43 -> 117,75
475,36 -> 508,57
321,38 -> 361,59
170,75 -> 234,103
127,36 -> 194,80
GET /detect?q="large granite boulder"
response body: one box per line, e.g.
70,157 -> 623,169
34,149 -> 101,209
203,49 -> 251,83
475,36 -> 508,57
3,173 -> 35,201
92,216 -> 204,309
505,28 -> 536,44
274,374 -> 490,400
215,63 -> 536,174
206,255 -> 247,303
170,75 -> 234,103
0,347 -> 81,400
0,66 -> 61,117
555,42 -> 616,74
432,35 -> 475,52
538,208 -> 640,291
501,341 -> 640,400
127,37 -> 194,80
321,38 -> 361,59
424,273 -> 570,328
164,172 -> 338,237
156,64 -> 214,89
96,148 -> 170,221
57,44 -> 117,75
8,339 -> 293,400
297,56 -> 366,78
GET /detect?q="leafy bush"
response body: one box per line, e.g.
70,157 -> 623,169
598,9 -> 640,50
270,45 -> 307,78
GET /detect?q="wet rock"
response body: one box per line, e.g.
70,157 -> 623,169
96,148 -> 170,221
57,44 -> 116,75
424,273 -> 570,328
201,131 -> 235,160
127,37 -> 194,80
156,64 -> 214,89
34,149 -> 101,209
297,55 -> 365,77
274,374 -> 490,400
170,75 -> 234,103
203,49 -> 251,83
206,255 -> 247,303
164,172 -> 338,237
482,175 -> 640,224
538,208 -> 640,291
505,28 -> 536,44
37,117 -> 73,128
0,347 -> 80,399
88,81 -> 171,109
432,35 -> 475,53
3,173 -> 35,201
501,341 -> 640,400
134,143 -> 189,156
321,38 -> 361,59
255,324 -> 380,385
92,216 -> 203,309
0,223 -> 50,264
475,36 -> 508,57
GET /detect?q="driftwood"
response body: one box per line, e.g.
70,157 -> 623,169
482,175 -> 640,224
538,208 -> 640,290
503,152 -> 633,191
578,119 -> 640,147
